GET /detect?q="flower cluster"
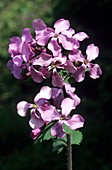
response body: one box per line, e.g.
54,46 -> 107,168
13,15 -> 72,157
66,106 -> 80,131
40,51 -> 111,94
7,18 -> 102,87
7,18 -> 102,141
17,84 -> 84,139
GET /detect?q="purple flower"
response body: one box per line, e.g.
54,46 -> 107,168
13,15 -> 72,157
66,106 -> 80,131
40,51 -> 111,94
68,44 -> 102,82
33,18 -> 76,56
50,97 -> 84,138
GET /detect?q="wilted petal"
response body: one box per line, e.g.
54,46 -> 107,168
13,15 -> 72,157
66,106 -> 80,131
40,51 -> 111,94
48,38 -> 61,57
61,98 -> 75,116
52,68 -> 63,88
89,63 -> 102,79
54,18 -> 70,34
51,121 -> 65,138
30,66 -> 44,83
17,101 -> 32,117
22,28 -> 33,43
64,114 -> 84,130
73,32 -> 89,41
73,65 -> 86,82
86,44 -> 99,61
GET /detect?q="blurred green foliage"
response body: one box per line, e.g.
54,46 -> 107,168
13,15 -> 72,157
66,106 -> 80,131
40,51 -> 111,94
0,0 -> 112,170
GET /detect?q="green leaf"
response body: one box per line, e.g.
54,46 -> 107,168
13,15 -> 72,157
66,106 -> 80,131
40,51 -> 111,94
63,123 -> 73,134
52,137 -> 67,153
35,122 -> 55,143
71,130 -> 83,145
64,124 -> 83,145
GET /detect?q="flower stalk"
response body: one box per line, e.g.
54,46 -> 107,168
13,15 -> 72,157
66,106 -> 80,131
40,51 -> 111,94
67,134 -> 72,170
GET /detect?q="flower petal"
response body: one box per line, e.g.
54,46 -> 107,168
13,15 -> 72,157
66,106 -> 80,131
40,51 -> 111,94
51,121 -> 65,138
48,38 -> 61,57
17,101 -> 32,117
64,114 -> 84,130
61,98 -> 75,116
54,18 -> 70,34
89,63 -> 102,79
30,128 -> 41,140
29,112 -> 44,129
22,28 -> 33,43
52,68 -> 64,88
34,86 -> 52,103
30,66 -> 44,83
86,44 -> 99,61
73,65 -> 86,82
73,32 -> 89,41
32,18 -> 47,32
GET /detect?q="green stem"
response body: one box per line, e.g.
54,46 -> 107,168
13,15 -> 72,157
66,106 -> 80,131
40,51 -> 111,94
67,134 -> 72,170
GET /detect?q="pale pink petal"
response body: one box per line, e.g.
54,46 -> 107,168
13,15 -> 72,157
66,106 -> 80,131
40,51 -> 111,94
34,86 -> 52,103
32,52 -> 52,67
30,128 -> 41,140
17,101 -> 32,117
39,105 -> 60,122
32,18 -> 47,32
29,113 -> 44,129
73,32 -> 89,41
58,34 -> 74,50
61,98 -> 75,116
13,55 -> 23,67
86,44 -> 99,61
48,38 -> 61,57
64,114 -> 84,130
30,66 -> 44,83
89,63 -> 102,79
51,121 -> 65,138
62,28 -> 75,37
54,18 -> 70,34
22,28 -> 33,42
73,65 -> 86,82
68,49 -> 84,62
52,68 -> 63,88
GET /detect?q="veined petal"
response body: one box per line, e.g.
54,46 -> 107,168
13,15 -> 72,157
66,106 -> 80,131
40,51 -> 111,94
89,63 -> 102,79
61,28 -> 75,37
54,18 -> 70,34
17,101 -> 32,117
86,44 -> 99,61
34,86 -> 52,103
68,49 -> 84,62
64,114 -> 84,130
61,98 -> 75,116
64,60 -> 76,73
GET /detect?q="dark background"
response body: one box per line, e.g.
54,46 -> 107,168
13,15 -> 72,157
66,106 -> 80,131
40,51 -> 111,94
0,0 -> 112,169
